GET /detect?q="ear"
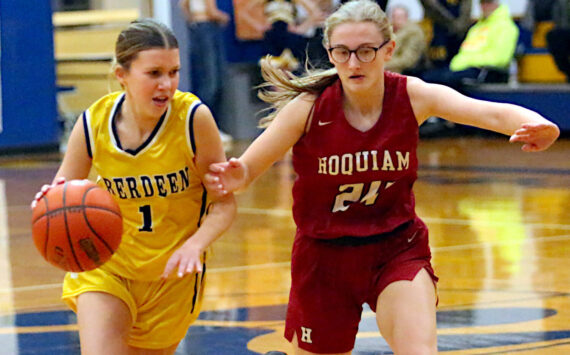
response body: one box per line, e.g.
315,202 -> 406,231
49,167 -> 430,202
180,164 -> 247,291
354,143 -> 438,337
114,65 -> 127,87
383,40 -> 396,61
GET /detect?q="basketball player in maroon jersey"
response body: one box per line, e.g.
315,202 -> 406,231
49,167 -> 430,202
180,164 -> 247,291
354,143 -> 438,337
206,1 -> 560,353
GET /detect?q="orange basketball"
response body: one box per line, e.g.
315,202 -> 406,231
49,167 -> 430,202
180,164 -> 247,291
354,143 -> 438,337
31,180 -> 123,272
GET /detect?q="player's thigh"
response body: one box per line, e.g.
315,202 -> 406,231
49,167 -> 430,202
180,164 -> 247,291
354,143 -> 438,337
375,268 -> 437,351
128,273 -> 205,349
77,291 -> 132,354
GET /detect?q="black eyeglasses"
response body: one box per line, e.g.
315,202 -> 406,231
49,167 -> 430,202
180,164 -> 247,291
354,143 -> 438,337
328,39 -> 390,63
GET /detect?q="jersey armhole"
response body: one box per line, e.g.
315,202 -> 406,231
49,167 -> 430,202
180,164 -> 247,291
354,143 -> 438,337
186,101 -> 202,155
82,111 -> 94,159
304,103 -> 316,134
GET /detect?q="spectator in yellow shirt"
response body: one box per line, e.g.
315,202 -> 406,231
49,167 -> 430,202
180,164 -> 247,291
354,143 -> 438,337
421,0 -> 519,90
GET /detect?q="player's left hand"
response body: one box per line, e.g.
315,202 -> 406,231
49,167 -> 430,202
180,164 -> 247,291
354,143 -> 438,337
509,122 -> 560,152
30,177 -> 66,209
161,241 -> 203,279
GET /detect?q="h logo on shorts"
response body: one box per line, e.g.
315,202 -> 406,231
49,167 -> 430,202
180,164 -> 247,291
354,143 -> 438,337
300,326 -> 313,343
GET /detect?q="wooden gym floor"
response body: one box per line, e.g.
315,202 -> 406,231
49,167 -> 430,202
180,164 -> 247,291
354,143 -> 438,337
1,135 -> 569,354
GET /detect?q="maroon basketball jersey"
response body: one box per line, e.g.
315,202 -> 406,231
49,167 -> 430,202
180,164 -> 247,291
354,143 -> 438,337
292,72 -> 419,239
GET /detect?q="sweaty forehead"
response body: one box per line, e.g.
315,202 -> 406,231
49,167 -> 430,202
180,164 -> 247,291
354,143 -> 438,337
329,22 -> 383,47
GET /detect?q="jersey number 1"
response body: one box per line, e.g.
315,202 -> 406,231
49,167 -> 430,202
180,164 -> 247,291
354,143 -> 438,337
138,205 -> 153,232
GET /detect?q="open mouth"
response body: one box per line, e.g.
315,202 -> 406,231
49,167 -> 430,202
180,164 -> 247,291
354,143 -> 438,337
153,96 -> 169,105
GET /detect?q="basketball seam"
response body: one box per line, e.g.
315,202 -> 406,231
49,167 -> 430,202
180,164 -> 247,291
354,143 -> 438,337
42,197 -> 50,258
63,182 -> 84,272
81,186 -> 116,256
31,205 -> 121,224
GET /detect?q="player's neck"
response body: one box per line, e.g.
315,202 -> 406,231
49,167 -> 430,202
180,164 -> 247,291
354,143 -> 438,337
120,98 -> 161,134
342,84 -> 385,116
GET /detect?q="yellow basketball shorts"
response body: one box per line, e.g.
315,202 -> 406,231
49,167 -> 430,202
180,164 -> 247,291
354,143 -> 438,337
61,266 -> 206,349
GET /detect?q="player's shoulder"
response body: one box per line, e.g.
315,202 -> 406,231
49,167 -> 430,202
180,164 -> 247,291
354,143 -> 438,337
85,91 -> 124,126
404,75 -> 431,97
172,90 -> 200,107
169,90 -> 202,118
289,92 -> 317,110
85,92 -> 123,122
89,91 -> 123,111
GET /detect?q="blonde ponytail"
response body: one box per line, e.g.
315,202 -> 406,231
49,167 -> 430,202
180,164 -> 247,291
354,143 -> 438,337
257,57 -> 338,127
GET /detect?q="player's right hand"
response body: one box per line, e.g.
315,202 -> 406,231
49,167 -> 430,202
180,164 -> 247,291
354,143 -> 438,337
509,122 -> 560,152
30,177 -> 66,209
204,157 -> 247,195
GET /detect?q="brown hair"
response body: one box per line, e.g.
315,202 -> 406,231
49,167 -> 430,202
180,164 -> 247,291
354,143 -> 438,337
114,18 -> 178,71
257,0 -> 392,127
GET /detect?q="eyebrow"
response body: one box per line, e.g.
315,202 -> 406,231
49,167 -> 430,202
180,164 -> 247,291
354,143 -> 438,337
330,42 -> 381,48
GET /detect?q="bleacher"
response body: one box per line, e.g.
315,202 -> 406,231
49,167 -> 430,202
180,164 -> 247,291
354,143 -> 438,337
50,8 -> 570,137
53,9 -> 138,116
518,21 -> 567,83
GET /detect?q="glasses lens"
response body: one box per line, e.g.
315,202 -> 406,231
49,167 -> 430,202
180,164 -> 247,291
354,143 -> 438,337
331,47 -> 350,63
356,47 -> 376,62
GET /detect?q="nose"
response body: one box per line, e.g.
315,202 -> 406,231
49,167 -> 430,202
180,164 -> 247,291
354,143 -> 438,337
347,52 -> 360,68
158,75 -> 172,90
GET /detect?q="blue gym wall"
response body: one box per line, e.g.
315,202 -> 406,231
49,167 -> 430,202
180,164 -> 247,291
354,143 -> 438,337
0,1 -> 59,151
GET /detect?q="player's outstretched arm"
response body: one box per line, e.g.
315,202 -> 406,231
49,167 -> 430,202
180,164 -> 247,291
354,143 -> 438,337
407,77 -> 560,151
206,93 -> 315,195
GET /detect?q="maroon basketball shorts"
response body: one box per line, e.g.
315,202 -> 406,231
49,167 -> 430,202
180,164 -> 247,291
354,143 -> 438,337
284,217 -> 438,353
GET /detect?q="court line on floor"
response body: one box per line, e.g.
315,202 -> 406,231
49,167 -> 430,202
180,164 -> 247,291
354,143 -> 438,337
432,233 -> 570,253
4,208 -> 569,294
5,227 -> 570,295
10,205 -> 570,231
238,207 -> 570,230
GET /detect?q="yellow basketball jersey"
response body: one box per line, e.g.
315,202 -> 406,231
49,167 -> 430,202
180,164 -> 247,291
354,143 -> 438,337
82,90 -> 207,280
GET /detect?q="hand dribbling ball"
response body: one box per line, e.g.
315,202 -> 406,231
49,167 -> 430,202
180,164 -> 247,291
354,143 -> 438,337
31,180 -> 123,272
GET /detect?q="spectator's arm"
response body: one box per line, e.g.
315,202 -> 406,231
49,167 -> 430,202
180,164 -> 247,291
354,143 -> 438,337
205,0 -> 230,25
178,0 -> 192,22
238,0 -> 269,34
420,0 -> 458,27
296,0 -> 323,18
452,0 -> 473,35
289,0 -> 326,34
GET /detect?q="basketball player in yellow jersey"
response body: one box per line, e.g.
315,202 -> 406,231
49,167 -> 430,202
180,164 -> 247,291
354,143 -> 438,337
32,19 -> 236,354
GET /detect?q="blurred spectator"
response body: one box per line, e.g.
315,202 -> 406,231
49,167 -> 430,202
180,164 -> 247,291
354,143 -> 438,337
422,0 -> 519,89
545,0 -> 570,82
341,0 -> 387,11
385,5 -> 427,74
239,0 -> 323,72
179,0 -> 233,146
304,0 -> 340,67
420,0 -> 472,69
420,0 -> 518,137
